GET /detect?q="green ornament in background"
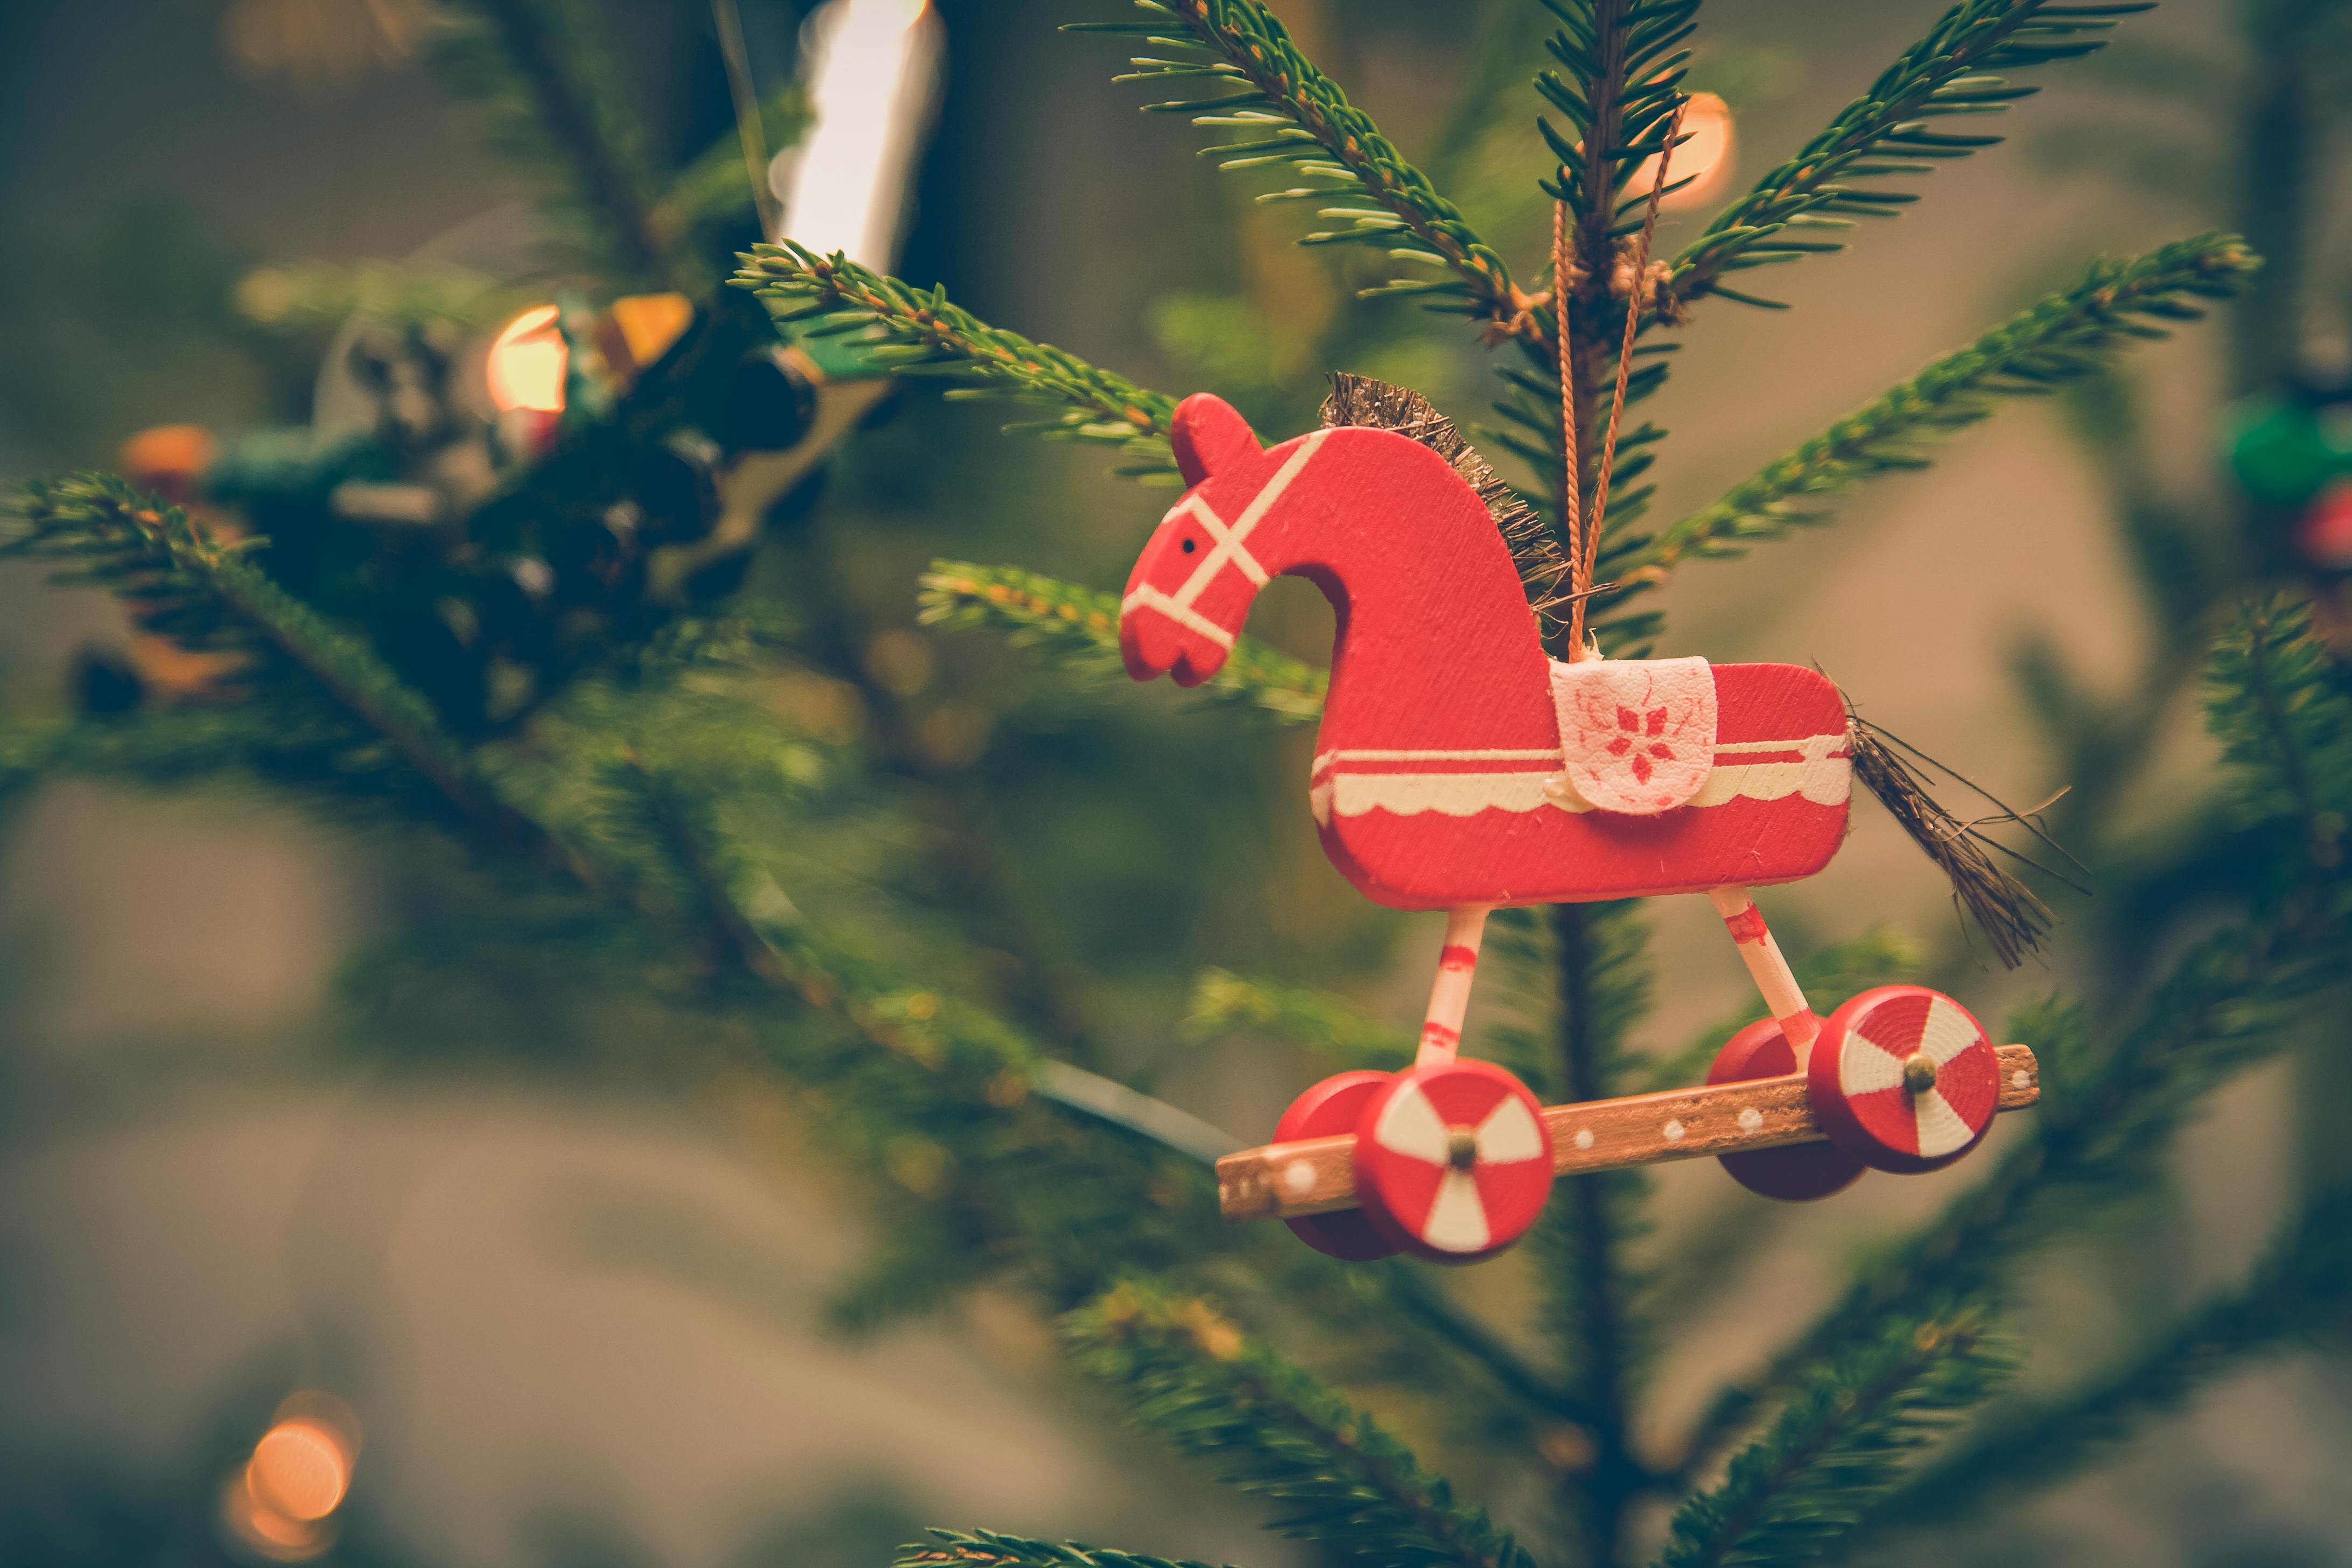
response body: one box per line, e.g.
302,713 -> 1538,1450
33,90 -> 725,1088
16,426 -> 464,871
2224,386 -> 2352,507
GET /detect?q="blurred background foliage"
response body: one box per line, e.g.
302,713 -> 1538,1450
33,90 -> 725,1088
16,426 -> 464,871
1,2 -> 2350,1567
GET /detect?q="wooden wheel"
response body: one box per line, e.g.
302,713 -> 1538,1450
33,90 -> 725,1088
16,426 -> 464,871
1355,1059 -> 1553,1263
1808,985 -> 1999,1174
1272,1072 -> 1401,1261
1706,1018 -> 1865,1201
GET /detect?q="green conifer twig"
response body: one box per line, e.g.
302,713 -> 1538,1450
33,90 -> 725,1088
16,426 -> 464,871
430,0 -> 690,291
1673,0 -> 2155,309
733,244 -> 1179,476
1070,0 -> 1520,321
1621,234 -> 2259,588
1838,1186 -> 2352,1556
4,477 -> 541,849
1656,1305 -> 2012,1568
1183,968 -> 1413,1066
2206,593 -> 2352,866
1067,1281 -> 1542,1568
1673,597 -> 2351,1476
918,562 -> 1326,725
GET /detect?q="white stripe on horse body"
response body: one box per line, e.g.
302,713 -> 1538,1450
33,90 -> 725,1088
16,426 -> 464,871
1305,737 -> 1853,825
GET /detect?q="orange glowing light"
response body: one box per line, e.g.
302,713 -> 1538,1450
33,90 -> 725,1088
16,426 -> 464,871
247,1418 -> 352,1522
486,304 -> 568,413
1630,92 -> 1735,213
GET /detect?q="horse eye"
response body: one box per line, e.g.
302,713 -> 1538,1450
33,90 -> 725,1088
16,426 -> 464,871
1180,538 -> 1196,554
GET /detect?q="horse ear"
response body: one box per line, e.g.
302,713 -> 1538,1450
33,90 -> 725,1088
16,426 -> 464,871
1171,394 -> 1261,486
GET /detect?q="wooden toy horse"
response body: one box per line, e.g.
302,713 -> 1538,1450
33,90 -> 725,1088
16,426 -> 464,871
1122,391 -> 2040,1263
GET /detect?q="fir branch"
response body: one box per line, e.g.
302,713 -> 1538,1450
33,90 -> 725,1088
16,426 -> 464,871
4,476 -> 540,848
1675,600 -> 2352,1473
1841,1186 -> 2352,1555
591,754 -> 1248,1299
1070,0 -> 1520,322
2204,593 -> 2352,867
1623,235 -> 2259,586
1677,918 -> 2344,1473
1657,1305 -> 2012,1568
429,0 -> 690,291
1537,1 -> 1701,253
1538,902 -> 1654,1554
902,1529 -> 1245,1568
1067,1281 -> 1541,1568
1674,0 -> 2155,307
1184,968 -> 1412,1067
234,260 -> 528,334
917,562 -> 1326,726
733,244 -> 1179,477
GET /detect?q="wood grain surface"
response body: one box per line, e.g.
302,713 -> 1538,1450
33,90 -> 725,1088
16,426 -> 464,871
1217,1044 -> 2041,1221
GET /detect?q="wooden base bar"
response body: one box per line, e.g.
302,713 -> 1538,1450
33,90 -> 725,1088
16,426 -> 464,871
1216,1044 -> 2041,1222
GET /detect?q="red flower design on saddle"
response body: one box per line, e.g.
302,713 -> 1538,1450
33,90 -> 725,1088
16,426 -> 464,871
1549,656 -> 1719,815
1607,704 -> 1680,782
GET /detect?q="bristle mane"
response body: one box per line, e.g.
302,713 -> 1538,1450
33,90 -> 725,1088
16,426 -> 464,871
1320,373 -> 1570,631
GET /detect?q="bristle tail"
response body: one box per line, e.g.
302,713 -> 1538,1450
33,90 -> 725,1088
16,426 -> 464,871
1843,708 -> 2075,969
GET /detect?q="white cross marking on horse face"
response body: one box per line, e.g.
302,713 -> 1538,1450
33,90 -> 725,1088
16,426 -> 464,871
1121,428 -> 1329,633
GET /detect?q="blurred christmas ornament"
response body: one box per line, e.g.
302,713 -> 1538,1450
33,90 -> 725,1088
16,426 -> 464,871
715,349 -> 820,454
2224,378 -> 2352,509
594,292 -> 698,383
2297,477 -> 2352,571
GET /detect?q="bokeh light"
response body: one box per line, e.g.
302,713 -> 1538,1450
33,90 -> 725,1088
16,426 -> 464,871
773,0 -> 944,266
1632,91 -> 1734,213
219,1395 -> 360,1563
486,304 -> 568,414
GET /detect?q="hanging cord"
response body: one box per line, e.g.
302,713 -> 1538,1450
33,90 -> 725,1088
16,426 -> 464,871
1560,96 -> 1689,660
1551,200 -> 1584,635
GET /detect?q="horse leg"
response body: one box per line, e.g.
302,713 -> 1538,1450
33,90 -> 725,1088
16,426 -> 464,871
1706,885 -> 1819,1057
1705,885 -> 1863,1200
1417,904 -> 1494,1065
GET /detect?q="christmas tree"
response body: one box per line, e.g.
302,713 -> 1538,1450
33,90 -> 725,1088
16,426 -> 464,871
5,1 -> 2351,1564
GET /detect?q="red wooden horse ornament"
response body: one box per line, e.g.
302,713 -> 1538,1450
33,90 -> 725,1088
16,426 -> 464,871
1122,392 -> 2040,1263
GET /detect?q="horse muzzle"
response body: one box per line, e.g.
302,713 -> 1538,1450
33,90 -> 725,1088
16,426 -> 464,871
1119,592 -> 1231,688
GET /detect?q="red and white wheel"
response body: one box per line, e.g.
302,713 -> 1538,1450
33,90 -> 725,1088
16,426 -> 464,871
1273,1071 -> 1401,1261
1808,985 -> 2000,1174
1707,1017 -> 1865,1201
1355,1059 -> 1553,1263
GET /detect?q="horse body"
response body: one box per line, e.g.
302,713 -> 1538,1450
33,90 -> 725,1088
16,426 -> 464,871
1121,395 -> 1851,912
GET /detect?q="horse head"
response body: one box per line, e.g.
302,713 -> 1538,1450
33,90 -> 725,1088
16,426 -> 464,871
1120,394 -> 1292,688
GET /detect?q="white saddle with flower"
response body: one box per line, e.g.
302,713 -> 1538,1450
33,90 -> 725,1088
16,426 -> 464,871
1546,656 -> 1718,815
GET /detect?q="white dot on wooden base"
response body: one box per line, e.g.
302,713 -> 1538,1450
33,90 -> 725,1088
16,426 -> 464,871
1738,1108 -> 1763,1133
1662,1119 -> 1685,1143
1573,1128 -> 1595,1151
1282,1159 -> 1317,1195
2011,1069 -> 2031,1090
